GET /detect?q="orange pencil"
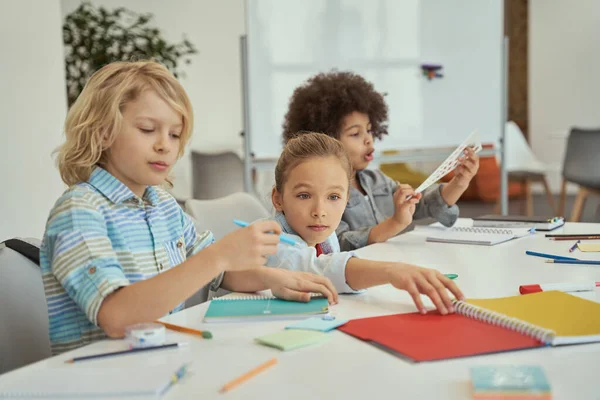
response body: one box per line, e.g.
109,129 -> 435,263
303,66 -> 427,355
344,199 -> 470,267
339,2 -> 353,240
219,357 -> 278,393
155,321 -> 213,339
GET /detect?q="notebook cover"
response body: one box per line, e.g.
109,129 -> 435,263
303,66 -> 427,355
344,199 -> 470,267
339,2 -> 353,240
470,365 -> 551,399
466,290 -> 600,340
204,297 -> 329,321
337,311 -> 544,362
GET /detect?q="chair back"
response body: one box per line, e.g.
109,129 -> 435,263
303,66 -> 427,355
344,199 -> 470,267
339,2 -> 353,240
562,128 -> 600,189
499,121 -> 546,173
191,151 -> 245,200
0,239 -> 51,374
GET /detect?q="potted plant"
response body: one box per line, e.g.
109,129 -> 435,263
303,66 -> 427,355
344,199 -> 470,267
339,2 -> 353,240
63,2 -> 197,106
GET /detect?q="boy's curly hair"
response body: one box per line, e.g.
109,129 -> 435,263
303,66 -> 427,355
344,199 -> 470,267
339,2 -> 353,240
282,71 -> 389,144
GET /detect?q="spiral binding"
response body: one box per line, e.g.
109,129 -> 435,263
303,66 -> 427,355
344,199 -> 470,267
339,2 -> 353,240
451,227 -> 515,235
213,293 -> 324,301
452,300 -> 555,344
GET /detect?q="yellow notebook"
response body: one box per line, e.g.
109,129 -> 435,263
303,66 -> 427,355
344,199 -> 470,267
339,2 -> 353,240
577,243 -> 600,252
455,291 -> 600,345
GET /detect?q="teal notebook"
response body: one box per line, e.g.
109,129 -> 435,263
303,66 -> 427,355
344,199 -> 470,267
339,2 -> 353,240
203,295 -> 329,322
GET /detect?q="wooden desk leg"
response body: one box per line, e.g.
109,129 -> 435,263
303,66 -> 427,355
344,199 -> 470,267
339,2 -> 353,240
569,187 -> 588,222
558,179 -> 567,217
541,177 -> 557,215
525,178 -> 533,216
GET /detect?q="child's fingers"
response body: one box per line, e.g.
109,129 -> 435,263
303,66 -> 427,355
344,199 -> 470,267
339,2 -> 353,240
427,273 -> 455,312
252,220 -> 282,235
405,281 -> 426,314
257,233 -> 280,247
462,158 -> 477,171
305,274 -> 338,304
274,287 -> 311,302
416,275 -> 448,315
291,279 -> 335,304
259,243 -> 279,257
438,274 -> 465,301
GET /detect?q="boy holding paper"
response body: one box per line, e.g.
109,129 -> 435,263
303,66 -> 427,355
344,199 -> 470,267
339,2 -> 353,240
282,71 -> 480,250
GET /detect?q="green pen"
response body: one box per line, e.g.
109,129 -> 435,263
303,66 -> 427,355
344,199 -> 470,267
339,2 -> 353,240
444,274 -> 458,280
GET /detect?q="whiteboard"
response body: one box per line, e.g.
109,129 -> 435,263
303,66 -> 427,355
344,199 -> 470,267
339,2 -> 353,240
245,0 -> 503,158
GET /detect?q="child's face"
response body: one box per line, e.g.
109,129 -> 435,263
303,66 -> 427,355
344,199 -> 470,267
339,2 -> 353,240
104,90 -> 183,196
272,156 -> 349,247
338,111 -> 374,172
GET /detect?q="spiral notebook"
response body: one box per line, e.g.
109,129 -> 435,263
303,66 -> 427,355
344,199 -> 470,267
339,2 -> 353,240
338,291 -> 600,362
423,226 -> 535,246
203,294 -> 329,322
473,215 -> 564,231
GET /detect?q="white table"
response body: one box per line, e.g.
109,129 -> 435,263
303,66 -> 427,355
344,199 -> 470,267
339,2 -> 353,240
2,221 -> 599,399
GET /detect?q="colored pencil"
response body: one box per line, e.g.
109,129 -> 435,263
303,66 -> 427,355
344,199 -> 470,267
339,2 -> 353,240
65,342 -> 186,363
156,321 -> 213,339
549,236 -> 600,241
545,259 -> 600,265
219,357 -> 278,393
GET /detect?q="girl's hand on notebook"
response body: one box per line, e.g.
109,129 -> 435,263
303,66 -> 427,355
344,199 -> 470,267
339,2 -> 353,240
387,264 -> 465,315
392,184 -> 421,227
214,220 -> 282,271
261,268 -> 338,304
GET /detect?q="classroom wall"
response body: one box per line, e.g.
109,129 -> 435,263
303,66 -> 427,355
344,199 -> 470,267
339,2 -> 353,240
60,0 -> 246,200
529,0 -> 600,193
0,0 -> 68,242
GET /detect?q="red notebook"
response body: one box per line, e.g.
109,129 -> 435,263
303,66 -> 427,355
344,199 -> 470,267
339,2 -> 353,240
337,311 -> 545,362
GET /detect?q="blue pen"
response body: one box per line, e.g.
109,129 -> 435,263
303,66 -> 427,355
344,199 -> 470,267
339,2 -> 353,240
525,251 -> 578,261
233,219 -> 298,246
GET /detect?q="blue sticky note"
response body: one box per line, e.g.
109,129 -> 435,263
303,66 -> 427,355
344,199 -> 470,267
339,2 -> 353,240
285,316 -> 348,332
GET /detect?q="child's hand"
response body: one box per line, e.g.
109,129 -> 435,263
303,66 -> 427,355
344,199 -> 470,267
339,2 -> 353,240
453,147 -> 480,188
260,268 -> 338,304
386,263 -> 464,315
212,220 -> 282,271
392,184 -> 421,226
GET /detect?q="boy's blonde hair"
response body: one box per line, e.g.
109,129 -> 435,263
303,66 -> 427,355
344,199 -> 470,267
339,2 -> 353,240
56,60 -> 193,186
274,131 -> 353,193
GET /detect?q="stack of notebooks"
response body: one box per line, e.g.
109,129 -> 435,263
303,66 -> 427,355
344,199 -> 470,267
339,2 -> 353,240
473,215 -> 565,231
203,294 -> 329,322
338,290 -> 600,362
470,365 -> 551,399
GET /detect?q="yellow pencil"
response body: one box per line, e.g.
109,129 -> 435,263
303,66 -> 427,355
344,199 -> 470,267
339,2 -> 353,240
155,321 -> 212,339
219,357 -> 278,393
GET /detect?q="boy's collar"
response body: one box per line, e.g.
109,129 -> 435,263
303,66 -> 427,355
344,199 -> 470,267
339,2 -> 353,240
88,167 -> 160,206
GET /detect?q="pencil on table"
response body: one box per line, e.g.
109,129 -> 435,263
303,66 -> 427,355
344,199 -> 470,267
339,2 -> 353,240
545,259 -> 600,265
219,357 -> 278,393
155,321 -> 213,339
549,236 -> 600,241
569,240 -> 581,252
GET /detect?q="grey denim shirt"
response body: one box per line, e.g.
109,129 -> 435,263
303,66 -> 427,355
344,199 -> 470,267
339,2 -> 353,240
336,169 -> 459,251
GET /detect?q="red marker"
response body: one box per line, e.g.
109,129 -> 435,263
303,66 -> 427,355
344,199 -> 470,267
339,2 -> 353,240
519,282 -> 600,295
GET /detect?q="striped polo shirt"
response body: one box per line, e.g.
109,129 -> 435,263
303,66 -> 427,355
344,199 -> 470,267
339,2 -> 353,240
40,167 -> 222,355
